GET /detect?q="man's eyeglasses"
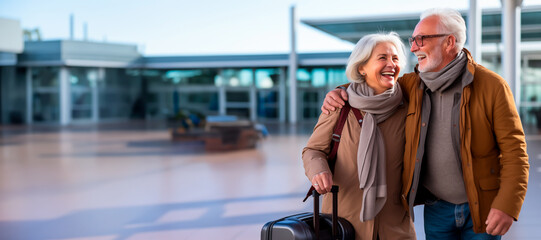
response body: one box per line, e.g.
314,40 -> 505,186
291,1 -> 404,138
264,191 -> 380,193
408,34 -> 450,47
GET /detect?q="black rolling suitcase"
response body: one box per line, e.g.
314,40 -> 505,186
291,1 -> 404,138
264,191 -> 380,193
261,185 -> 355,240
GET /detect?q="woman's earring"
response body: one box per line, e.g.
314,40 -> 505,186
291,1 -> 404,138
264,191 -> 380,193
360,72 -> 366,81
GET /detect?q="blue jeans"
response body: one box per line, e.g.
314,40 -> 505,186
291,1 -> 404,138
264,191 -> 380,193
424,199 -> 501,240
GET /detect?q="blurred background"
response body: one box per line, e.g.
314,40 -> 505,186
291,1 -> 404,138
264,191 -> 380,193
1,0 -> 541,125
1,0 -> 541,239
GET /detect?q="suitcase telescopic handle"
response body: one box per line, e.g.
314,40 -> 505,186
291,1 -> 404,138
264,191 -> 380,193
331,185 -> 339,240
312,189 -> 320,240
312,185 -> 340,240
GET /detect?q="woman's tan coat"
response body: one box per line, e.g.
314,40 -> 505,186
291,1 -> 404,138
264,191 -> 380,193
302,100 -> 416,240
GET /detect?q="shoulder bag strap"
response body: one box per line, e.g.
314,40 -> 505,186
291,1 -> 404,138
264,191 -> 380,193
302,102 -> 363,202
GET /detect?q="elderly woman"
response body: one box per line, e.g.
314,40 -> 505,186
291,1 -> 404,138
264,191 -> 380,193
302,32 -> 416,240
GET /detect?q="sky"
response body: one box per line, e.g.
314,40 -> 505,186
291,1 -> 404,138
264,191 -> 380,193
1,0 -> 541,56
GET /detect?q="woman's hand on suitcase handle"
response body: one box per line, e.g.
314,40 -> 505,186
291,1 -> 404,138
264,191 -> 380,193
312,171 -> 333,194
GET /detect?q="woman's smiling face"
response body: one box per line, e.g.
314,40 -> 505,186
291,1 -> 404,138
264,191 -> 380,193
359,42 -> 401,94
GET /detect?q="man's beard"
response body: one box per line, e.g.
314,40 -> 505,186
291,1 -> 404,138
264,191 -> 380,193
417,50 -> 443,73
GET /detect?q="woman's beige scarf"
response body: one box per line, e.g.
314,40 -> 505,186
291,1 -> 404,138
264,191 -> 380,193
346,81 -> 402,222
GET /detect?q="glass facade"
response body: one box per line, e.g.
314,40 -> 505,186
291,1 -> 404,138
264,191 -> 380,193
100,69 -> 142,119
0,64 -> 399,124
255,69 -> 280,88
297,67 -> 348,121
520,58 -> 541,127
0,67 -> 26,124
4,54 -> 541,127
255,68 -> 281,119
221,69 -> 253,87
221,68 -> 253,120
69,67 -> 97,120
32,67 -> 60,123
140,67 -> 285,122
145,69 -> 220,120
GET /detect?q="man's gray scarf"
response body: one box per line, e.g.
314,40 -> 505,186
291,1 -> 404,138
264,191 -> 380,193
420,51 -> 467,92
346,81 -> 403,222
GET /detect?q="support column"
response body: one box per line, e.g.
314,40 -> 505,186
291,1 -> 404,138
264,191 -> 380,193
218,69 -> 226,115
0,70 -> 3,123
468,0 -> 482,62
59,67 -> 71,125
279,67 -> 286,123
26,67 -> 32,124
501,0 -> 522,105
250,69 -> 257,121
288,5 -> 298,124
93,68 -> 104,122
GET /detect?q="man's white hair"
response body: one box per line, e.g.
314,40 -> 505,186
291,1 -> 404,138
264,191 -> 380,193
420,8 -> 467,52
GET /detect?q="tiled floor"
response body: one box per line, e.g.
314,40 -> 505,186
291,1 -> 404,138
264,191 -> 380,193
0,122 -> 540,240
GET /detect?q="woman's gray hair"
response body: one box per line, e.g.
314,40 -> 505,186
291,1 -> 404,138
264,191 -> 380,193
420,8 -> 466,52
345,32 -> 407,83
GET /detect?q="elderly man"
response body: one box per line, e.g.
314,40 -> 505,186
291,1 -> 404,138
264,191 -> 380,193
320,8 -> 529,240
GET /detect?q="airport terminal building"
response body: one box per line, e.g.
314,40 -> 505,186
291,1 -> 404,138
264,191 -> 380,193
1,6 -> 541,126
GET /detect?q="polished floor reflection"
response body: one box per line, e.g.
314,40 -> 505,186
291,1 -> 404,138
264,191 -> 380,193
0,122 -> 540,240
